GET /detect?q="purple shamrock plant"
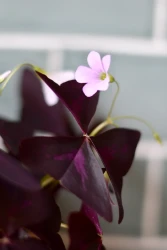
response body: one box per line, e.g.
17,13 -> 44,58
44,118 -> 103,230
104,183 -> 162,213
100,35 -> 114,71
0,51 -> 161,250
18,72 -> 141,223
19,51 -> 161,223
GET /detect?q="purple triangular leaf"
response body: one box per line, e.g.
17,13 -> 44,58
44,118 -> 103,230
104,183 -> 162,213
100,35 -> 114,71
0,149 -> 40,191
28,211 -> 65,250
37,72 -> 99,133
21,69 -> 70,136
28,197 -> 61,234
0,150 -> 59,233
19,136 -> 84,179
81,204 -> 102,236
0,118 -> 33,155
28,194 -> 62,246
91,128 -> 141,223
68,212 -> 102,250
20,136 -> 112,221
61,139 -> 112,221
0,68 -> 71,155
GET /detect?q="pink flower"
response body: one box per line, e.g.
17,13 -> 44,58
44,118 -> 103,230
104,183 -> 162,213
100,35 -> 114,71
75,51 -> 112,97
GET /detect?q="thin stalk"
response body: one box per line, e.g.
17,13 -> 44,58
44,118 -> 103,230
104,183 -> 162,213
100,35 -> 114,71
113,115 -> 154,132
0,63 -> 46,94
107,80 -> 120,118
112,115 -> 162,144
61,223 -> 69,229
89,118 -> 119,137
89,120 -> 109,137
41,175 -> 56,188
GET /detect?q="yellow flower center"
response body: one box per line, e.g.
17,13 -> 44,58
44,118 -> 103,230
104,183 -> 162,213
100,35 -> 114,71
100,73 -> 106,80
100,73 -> 115,83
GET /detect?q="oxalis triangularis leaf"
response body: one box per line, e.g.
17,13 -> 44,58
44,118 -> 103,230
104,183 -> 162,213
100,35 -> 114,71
19,70 -> 141,223
0,68 -> 71,156
68,203 -> 106,250
0,149 -> 65,250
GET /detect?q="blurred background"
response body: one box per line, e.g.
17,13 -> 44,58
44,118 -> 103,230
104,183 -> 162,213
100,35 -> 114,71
0,0 -> 167,249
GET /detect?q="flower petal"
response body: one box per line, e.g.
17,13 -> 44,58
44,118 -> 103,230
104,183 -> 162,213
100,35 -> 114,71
75,66 -> 97,83
83,83 -> 98,97
102,55 -> 111,72
96,75 -> 110,91
87,51 -> 104,73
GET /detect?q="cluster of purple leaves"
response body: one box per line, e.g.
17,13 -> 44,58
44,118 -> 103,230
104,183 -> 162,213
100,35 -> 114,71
0,68 -> 141,249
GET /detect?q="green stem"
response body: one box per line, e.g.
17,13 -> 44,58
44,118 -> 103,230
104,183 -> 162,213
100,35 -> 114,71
112,115 -> 162,144
0,63 -> 46,94
107,80 -> 120,118
113,115 -> 154,132
89,118 -> 119,137
61,223 -> 69,229
112,122 -> 119,128
41,175 -> 56,188
89,120 -> 110,137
